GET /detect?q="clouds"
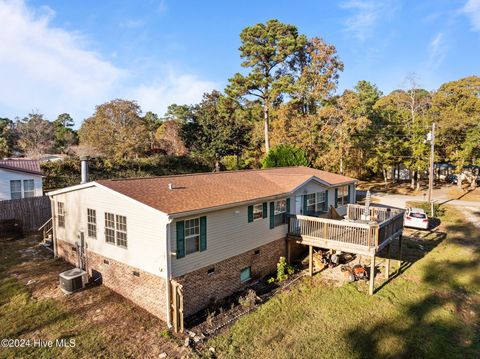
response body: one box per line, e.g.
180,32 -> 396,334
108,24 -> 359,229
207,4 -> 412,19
340,0 -> 400,41
462,0 -> 480,31
428,32 -> 447,69
0,0 -> 123,121
0,0 -> 218,125
129,68 -> 217,115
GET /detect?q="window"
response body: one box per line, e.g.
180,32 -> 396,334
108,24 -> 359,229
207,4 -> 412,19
104,212 -> 115,244
274,199 -> 287,227
316,191 -> 326,212
23,179 -> 34,198
253,203 -> 263,221
207,267 -> 215,275
305,193 -> 316,214
10,180 -> 22,199
185,218 -> 200,255
87,209 -> 97,238
337,186 -> 349,206
116,215 -> 127,248
240,267 -> 251,282
104,213 -> 127,247
57,202 -> 65,228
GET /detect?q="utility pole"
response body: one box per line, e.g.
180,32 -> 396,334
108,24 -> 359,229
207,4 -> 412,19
427,123 -> 436,214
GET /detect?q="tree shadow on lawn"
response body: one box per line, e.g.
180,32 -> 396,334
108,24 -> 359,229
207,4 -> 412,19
345,219 -> 480,358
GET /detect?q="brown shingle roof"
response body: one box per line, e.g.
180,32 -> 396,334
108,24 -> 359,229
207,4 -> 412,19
97,166 -> 356,215
0,159 -> 44,176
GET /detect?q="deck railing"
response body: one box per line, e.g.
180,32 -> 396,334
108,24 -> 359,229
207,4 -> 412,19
346,204 -> 404,222
288,205 -> 404,252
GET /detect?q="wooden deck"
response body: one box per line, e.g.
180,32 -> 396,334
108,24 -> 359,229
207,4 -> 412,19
288,204 -> 404,256
287,204 -> 405,295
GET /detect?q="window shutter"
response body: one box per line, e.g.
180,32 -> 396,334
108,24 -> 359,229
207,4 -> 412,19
200,216 -> 207,252
176,221 -> 185,259
269,202 -> 274,229
302,195 -> 307,214
334,188 -> 338,208
286,198 -> 290,222
324,190 -> 329,211
262,202 -> 267,219
248,205 -> 253,223
347,185 -> 351,204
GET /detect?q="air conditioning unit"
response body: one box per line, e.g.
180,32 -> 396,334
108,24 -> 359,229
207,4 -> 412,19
59,268 -> 88,294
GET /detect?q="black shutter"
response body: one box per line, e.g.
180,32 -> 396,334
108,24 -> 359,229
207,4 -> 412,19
248,205 -> 253,223
176,221 -> 185,259
262,202 -> 267,218
269,202 -> 274,229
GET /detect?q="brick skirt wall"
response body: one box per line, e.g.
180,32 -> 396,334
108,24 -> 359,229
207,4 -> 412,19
56,239 -> 167,321
175,238 -> 286,317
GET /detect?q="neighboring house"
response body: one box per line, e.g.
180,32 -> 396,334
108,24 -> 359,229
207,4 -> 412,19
0,159 -> 44,201
47,166 -> 357,329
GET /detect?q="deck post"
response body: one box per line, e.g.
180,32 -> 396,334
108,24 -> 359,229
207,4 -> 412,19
398,234 -> 403,263
308,245 -> 313,276
369,255 -> 376,295
385,243 -> 391,280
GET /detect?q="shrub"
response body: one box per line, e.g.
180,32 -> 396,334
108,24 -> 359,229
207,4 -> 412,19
276,256 -> 294,282
262,144 -> 309,168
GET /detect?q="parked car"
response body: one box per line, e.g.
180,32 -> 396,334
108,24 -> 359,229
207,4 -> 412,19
404,208 -> 429,230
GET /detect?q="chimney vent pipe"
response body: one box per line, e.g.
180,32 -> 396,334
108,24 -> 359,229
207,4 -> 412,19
80,156 -> 89,184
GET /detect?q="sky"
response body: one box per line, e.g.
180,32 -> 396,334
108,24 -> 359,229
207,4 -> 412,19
0,0 -> 479,127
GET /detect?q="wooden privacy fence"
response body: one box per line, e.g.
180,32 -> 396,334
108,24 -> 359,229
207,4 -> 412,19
0,196 -> 51,233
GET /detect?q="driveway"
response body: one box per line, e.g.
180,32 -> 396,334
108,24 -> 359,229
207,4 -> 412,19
370,192 -> 480,209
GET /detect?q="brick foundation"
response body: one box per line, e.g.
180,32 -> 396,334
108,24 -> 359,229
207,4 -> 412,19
56,239 -> 167,321
175,238 -> 287,317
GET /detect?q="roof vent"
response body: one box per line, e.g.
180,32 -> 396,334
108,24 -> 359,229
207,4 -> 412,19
168,183 -> 173,190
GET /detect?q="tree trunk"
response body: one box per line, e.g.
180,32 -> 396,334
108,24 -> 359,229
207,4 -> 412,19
457,173 -> 463,190
263,102 -> 270,153
411,171 -> 415,190
383,168 -> 388,186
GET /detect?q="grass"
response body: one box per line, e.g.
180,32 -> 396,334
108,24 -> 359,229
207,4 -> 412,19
0,236 -> 185,359
208,206 -> 480,358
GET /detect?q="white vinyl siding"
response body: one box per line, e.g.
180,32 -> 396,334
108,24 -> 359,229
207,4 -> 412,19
0,169 -> 42,200
50,185 -> 169,278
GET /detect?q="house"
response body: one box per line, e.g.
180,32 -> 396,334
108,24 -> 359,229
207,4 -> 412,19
0,159 -> 44,201
47,165 -> 359,330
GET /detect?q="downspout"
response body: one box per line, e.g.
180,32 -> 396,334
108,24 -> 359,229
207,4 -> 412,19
50,197 -> 58,257
165,218 -> 173,328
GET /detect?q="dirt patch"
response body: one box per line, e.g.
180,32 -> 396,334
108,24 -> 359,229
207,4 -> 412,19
1,236 -> 191,359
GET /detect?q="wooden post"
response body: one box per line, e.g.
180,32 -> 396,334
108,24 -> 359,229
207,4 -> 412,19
398,234 -> 403,263
385,243 -> 391,280
369,255 -> 375,295
308,245 -> 313,276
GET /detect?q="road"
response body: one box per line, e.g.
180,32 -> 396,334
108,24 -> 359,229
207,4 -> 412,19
369,191 -> 480,229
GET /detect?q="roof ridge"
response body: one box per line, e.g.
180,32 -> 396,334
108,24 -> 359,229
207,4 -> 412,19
97,166 -> 308,182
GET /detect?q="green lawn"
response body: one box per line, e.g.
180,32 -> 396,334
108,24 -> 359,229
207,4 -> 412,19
208,206 -> 480,358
